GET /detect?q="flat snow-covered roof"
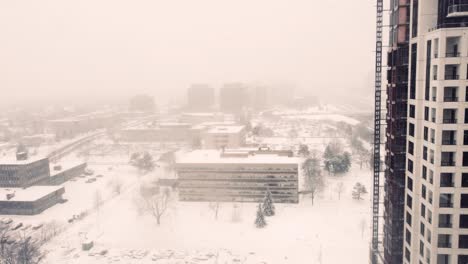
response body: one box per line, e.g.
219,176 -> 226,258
0,186 -> 64,202
176,149 -> 298,165
206,125 -> 244,134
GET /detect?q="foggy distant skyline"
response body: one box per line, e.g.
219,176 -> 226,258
0,1 -> 375,106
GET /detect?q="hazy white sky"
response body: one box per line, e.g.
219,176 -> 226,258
0,0 -> 375,106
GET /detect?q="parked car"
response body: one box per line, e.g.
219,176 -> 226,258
32,224 -> 43,230
12,223 -> 23,230
1,218 -> 12,224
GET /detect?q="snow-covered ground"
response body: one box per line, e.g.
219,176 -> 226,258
3,109 -> 374,264
41,163 -> 371,264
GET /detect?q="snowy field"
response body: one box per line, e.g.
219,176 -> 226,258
2,110 -> 374,264
40,162 -> 371,264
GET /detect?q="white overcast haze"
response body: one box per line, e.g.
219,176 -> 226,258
0,0 -> 375,107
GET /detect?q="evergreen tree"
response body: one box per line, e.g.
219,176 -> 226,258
263,189 -> 275,216
352,182 -> 368,200
255,203 -> 267,228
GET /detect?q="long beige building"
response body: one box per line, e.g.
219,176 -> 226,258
175,149 -> 298,203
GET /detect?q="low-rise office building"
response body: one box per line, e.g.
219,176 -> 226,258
175,149 -> 298,203
202,125 -> 246,149
0,157 -> 51,188
0,186 -> 65,215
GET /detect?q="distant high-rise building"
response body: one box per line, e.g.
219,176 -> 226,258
129,94 -> 156,113
187,84 -> 215,111
219,83 -> 249,114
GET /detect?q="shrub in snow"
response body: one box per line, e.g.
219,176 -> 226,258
352,182 -> 368,200
298,144 -> 310,157
263,189 -> 275,216
255,204 -> 267,228
130,151 -> 156,173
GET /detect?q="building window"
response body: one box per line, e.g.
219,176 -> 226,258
439,214 -> 452,228
441,152 -> 456,166
408,141 -> 414,155
405,247 -> 411,262
444,86 -> 458,102
409,123 -> 415,137
408,177 -> 413,192
423,146 -> 428,160
422,166 -> 427,180
460,215 -> 468,228
464,130 -> 468,145
407,194 -> 413,209
464,152 -> 468,166
440,193 -> 453,208
408,159 -> 413,173
459,255 -> 468,264
406,228 -> 411,245
440,173 -> 454,187
462,194 -> 468,208
463,173 -> 468,187
424,126 -> 428,141
424,107 -> 429,121
422,184 -> 426,199
406,211 -> 412,226
437,254 -> 450,264
421,204 -> 426,218
419,240 -> 424,257
460,235 -> 468,248
438,234 -> 451,248
409,105 -> 416,118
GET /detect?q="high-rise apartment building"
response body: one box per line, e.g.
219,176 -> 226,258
219,83 -> 249,114
398,1 -> 468,263
187,84 -> 215,111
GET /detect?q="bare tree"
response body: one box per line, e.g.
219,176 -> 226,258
0,225 -> 43,264
142,187 -> 172,225
335,182 -> 345,200
302,156 -> 325,205
208,202 -> 221,220
109,179 -> 123,195
359,218 -> 367,238
94,190 -> 103,212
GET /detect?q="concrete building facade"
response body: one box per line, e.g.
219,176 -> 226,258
175,149 -> 298,203
401,1 -> 468,263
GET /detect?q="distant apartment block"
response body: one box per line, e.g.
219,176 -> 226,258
179,112 -> 224,125
202,125 -> 246,149
48,112 -> 119,139
219,83 -> 249,114
187,84 -> 215,111
175,149 -> 298,203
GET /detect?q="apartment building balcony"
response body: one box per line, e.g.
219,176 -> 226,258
443,118 -> 457,124
439,201 -> 454,207
448,4 -> 468,17
445,74 -> 460,80
444,96 -> 458,102
446,51 -> 461,57
441,160 -> 456,166
442,139 -> 457,145
445,65 -> 460,80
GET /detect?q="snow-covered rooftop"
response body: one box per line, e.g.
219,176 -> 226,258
0,186 -> 64,202
206,125 -> 245,134
0,155 -> 48,165
176,149 -> 298,165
